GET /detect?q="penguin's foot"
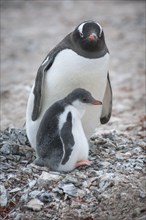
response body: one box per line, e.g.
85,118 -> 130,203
75,160 -> 91,168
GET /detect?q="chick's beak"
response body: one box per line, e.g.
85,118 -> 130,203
91,100 -> 102,105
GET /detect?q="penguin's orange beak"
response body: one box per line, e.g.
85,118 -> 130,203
91,100 -> 102,105
88,33 -> 98,41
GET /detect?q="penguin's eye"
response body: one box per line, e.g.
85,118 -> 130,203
80,33 -> 84,38
82,98 -> 87,102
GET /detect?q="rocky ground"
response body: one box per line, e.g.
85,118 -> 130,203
0,128 -> 146,220
0,0 -> 146,220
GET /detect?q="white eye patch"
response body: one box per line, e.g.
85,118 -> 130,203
78,22 -> 88,35
97,22 -> 103,37
78,21 -> 103,37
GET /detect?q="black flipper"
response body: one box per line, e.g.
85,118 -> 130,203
31,37 -> 70,121
32,51 -> 58,121
60,112 -> 75,165
100,73 -> 112,124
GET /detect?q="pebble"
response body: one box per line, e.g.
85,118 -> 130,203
0,173 -> 5,180
9,187 -> 21,193
39,192 -> 53,203
21,167 -> 32,174
20,193 -> 29,203
38,171 -> 61,185
26,198 -> 44,211
29,190 -> 42,199
62,175 -> 81,186
99,161 -> 111,167
28,179 -> 37,188
0,143 -> 11,155
11,144 -> 19,155
14,213 -> 25,220
58,182 -> 78,197
0,185 -> 8,206
136,216 -> 146,220
132,146 -> 143,153
0,155 -> 6,162
139,191 -> 146,199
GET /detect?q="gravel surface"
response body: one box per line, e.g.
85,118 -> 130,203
0,1 -> 146,220
0,128 -> 146,220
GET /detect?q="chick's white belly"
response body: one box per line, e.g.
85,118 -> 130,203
58,108 -> 89,172
26,50 -> 109,148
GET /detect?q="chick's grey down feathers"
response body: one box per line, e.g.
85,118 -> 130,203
34,88 -> 101,171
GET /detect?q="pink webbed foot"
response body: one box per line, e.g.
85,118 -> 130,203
75,160 -> 92,168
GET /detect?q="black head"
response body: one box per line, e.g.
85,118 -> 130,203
65,88 -> 102,106
72,21 -> 105,52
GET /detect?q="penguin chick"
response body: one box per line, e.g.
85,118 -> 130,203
34,88 -> 102,172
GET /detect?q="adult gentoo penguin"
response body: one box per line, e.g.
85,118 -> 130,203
34,88 -> 102,172
26,20 -> 112,149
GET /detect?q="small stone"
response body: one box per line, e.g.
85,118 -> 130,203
26,198 -> 44,211
0,173 -> 5,180
17,130 -> 28,145
63,175 -> 80,186
132,147 -> 143,153
109,150 -> 115,155
28,179 -> 37,188
98,173 -> 115,192
0,143 -> 11,155
8,174 -> 16,179
0,155 -> 6,162
38,171 -> 61,185
135,166 -> 143,170
133,207 -> 143,217
94,138 -> 107,145
136,215 -> 146,220
10,187 -> 21,193
29,190 -> 41,198
15,155 -> 21,162
116,152 -> 124,160
77,189 -> 86,198
39,192 -> 53,203
20,193 -> 29,203
11,145 -> 19,155
21,167 -> 32,174
53,187 -> 64,194
14,213 -> 25,220
0,185 -> 8,206
139,191 -> 146,198
100,161 -> 111,167
58,182 -> 78,197
120,192 -> 128,200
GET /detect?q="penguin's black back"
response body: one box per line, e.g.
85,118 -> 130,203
36,101 -> 66,165
36,99 -> 75,170
36,100 -> 66,148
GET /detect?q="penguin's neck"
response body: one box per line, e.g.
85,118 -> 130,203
72,100 -> 86,118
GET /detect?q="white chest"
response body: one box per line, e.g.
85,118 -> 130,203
43,49 -> 110,106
